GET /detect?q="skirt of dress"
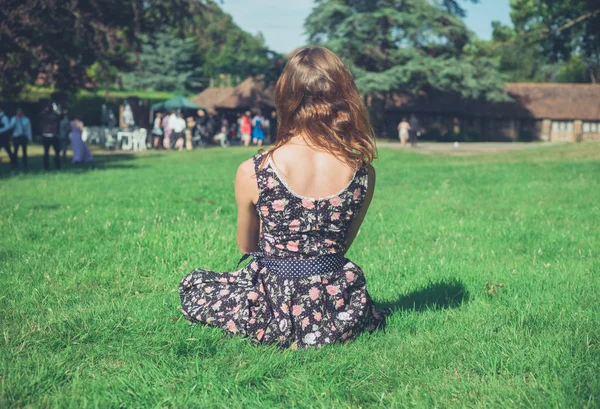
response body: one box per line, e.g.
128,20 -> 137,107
179,259 -> 385,349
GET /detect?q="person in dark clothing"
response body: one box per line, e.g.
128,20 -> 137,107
408,114 -> 420,147
269,111 -> 278,142
0,106 -> 17,170
194,109 -> 208,146
40,104 -> 61,170
205,114 -> 217,143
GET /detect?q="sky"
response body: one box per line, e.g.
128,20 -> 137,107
220,0 -> 512,54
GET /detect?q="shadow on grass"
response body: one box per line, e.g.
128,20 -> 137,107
0,150 -> 154,179
376,279 -> 469,314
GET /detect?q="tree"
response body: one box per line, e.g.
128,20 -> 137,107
478,21 -> 555,82
510,0 -> 600,83
198,9 -> 284,87
120,30 -> 207,93
304,0 -> 507,136
0,0 -> 208,98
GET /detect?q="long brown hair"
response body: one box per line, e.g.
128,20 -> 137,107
264,46 -> 376,168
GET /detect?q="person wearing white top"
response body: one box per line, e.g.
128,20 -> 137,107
172,113 -> 187,151
11,108 -> 32,169
167,111 -> 179,149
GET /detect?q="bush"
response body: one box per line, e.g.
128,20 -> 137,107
422,127 -> 443,141
517,130 -> 534,142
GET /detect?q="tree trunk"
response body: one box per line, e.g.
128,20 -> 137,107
368,94 -> 388,139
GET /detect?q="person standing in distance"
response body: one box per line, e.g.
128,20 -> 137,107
40,103 -> 61,170
408,114 -> 420,147
397,117 -> 410,148
11,108 -> 32,169
0,106 -> 17,170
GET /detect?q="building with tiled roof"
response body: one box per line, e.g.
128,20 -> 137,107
386,83 -> 600,142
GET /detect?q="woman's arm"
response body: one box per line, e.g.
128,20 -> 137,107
235,158 -> 261,254
345,164 -> 376,251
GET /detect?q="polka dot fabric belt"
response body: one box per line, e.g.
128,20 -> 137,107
238,252 -> 348,279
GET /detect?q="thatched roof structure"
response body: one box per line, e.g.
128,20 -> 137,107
215,77 -> 275,110
191,87 -> 234,111
192,76 -> 275,112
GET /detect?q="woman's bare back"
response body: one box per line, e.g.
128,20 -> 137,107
270,138 -> 357,200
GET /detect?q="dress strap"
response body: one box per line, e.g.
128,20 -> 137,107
252,153 -> 269,193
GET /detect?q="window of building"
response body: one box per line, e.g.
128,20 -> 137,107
551,121 -> 574,132
583,122 -> 600,133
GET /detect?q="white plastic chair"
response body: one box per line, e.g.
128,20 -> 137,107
118,131 -> 133,150
104,128 -> 117,149
132,129 -> 148,151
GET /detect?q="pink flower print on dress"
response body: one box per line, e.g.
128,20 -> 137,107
301,317 -> 310,329
275,244 -> 284,249
345,271 -> 355,282
326,285 -> 339,295
309,287 -> 321,300
335,299 -> 345,308
287,240 -> 299,252
353,188 -> 362,200
260,206 -> 269,216
267,176 -> 276,189
218,277 -> 228,284
292,305 -> 303,316
361,297 -> 367,304
281,303 -> 289,313
313,311 -> 322,321
197,298 -> 206,305
219,289 -> 230,296
264,242 -> 272,252
329,196 -> 342,207
325,239 -> 336,247
302,199 -> 315,209
331,212 -> 341,221
204,286 -> 214,293
289,219 -> 301,231
213,300 -> 222,309
248,291 -> 259,301
251,261 -> 258,270
226,320 -> 238,333
272,200 -> 285,211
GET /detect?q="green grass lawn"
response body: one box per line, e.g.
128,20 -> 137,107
1,143 -> 599,408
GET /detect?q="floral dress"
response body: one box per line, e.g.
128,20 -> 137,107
179,153 -> 385,349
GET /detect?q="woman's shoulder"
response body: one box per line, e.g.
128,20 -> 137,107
237,157 -> 256,183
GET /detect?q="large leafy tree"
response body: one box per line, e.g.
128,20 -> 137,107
305,0 -> 507,135
198,9 -> 284,87
0,0 -> 208,98
120,31 -> 207,93
510,0 -> 600,83
478,21 -> 554,82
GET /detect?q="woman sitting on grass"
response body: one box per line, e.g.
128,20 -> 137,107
179,46 -> 385,349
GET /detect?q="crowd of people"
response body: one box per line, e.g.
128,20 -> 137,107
0,104 -> 93,172
151,109 -> 278,150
